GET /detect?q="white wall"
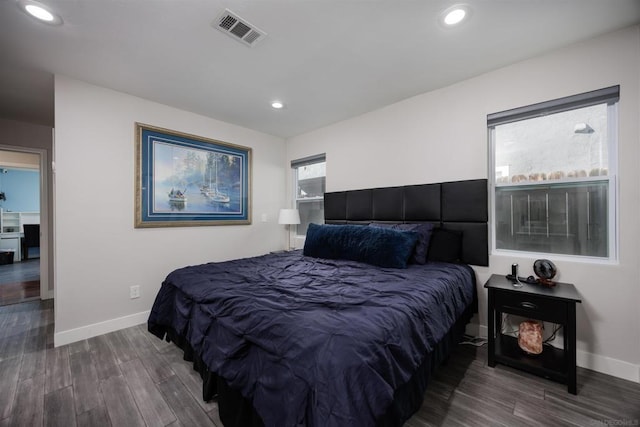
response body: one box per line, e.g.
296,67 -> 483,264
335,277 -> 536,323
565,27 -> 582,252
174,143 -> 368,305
287,26 -> 640,382
54,76 -> 286,345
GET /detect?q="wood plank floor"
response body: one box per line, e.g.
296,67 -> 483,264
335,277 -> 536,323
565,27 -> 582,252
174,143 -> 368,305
1,300 -> 639,426
0,280 -> 40,306
0,259 -> 40,285
0,259 -> 40,306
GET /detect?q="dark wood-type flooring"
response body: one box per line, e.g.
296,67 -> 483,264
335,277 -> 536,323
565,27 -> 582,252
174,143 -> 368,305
1,299 -> 638,426
0,259 -> 40,306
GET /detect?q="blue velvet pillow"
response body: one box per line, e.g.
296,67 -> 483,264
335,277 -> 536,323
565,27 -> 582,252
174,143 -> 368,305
369,222 -> 434,264
303,223 -> 419,269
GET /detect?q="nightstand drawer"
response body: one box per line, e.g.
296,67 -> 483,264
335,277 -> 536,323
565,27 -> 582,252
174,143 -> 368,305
494,291 -> 567,323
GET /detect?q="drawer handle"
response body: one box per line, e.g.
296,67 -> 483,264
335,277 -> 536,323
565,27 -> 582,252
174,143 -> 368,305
520,301 -> 538,310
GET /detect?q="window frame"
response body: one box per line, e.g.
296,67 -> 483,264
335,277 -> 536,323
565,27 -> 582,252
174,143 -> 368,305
292,154 -> 326,237
488,87 -> 619,262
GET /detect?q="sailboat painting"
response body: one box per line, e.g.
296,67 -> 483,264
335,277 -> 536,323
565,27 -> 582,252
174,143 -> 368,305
135,123 -> 251,228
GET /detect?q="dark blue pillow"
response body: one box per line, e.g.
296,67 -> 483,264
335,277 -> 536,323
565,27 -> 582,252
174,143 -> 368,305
303,223 -> 418,269
369,223 -> 434,264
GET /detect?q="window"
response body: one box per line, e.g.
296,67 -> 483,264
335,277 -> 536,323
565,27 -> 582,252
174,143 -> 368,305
292,154 -> 326,236
489,86 -> 618,259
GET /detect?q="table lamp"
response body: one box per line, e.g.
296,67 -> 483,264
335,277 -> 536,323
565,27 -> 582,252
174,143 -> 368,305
278,208 -> 300,251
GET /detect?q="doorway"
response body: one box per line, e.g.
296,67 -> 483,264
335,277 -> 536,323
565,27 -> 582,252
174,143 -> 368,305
0,147 -> 49,306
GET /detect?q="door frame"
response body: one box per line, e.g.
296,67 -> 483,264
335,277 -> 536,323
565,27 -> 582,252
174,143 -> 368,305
0,144 -> 49,299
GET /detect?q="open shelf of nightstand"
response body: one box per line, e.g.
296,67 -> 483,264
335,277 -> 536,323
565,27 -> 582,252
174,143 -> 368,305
494,334 -> 567,383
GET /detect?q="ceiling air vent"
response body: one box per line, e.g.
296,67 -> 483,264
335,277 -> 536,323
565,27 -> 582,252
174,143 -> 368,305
214,9 -> 267,47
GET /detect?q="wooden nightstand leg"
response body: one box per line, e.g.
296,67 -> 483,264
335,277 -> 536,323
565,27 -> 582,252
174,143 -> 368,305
567,303 -> 577,394
487,289 -> 496,367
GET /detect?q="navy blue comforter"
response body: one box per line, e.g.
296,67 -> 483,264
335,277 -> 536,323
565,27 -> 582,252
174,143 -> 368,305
148,251 -> 475,427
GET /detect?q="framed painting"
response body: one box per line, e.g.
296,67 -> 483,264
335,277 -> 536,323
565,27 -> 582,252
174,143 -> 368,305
135,123 -> 252,227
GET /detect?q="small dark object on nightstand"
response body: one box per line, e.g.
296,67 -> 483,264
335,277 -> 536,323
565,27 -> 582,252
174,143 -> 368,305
534,259 -> 557,287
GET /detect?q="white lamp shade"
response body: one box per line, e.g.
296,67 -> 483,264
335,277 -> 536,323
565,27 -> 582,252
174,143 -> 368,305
278,209 -> 300,225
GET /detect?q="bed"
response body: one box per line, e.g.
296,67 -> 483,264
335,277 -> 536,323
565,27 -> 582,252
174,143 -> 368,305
148,178 -> 488,427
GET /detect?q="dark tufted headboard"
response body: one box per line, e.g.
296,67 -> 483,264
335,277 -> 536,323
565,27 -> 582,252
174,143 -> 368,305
323,179 -> 488,266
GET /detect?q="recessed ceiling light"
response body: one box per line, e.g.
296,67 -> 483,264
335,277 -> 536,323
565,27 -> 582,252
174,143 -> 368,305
440,4 -> 470,27
18,0 -> 63,25
444,9 -> 465,25
271,101 -> 284,109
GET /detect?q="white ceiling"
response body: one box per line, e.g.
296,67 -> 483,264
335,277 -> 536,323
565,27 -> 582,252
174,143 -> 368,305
0,0 -> 639,138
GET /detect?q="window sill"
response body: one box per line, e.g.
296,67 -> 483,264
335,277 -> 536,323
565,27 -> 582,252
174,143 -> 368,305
491,249 -> 618,266
495,176 -> 609,188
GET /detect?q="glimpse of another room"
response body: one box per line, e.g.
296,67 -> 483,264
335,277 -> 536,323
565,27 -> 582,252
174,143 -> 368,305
0,151 -> 40,306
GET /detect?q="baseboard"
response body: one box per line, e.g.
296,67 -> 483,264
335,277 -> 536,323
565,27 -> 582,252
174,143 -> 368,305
577,350 -> 640,383
465,322 -> 488,338
465,322 -> 639,383
54,310 -> 150,347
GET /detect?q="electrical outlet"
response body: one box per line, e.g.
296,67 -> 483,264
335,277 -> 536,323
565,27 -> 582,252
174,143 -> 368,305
129,285 -> 140,299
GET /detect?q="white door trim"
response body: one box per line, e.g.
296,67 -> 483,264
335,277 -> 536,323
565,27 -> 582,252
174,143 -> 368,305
0,144 -> 50,299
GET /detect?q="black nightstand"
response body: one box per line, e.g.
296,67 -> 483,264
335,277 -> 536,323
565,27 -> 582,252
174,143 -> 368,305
484,274 -> 582,394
